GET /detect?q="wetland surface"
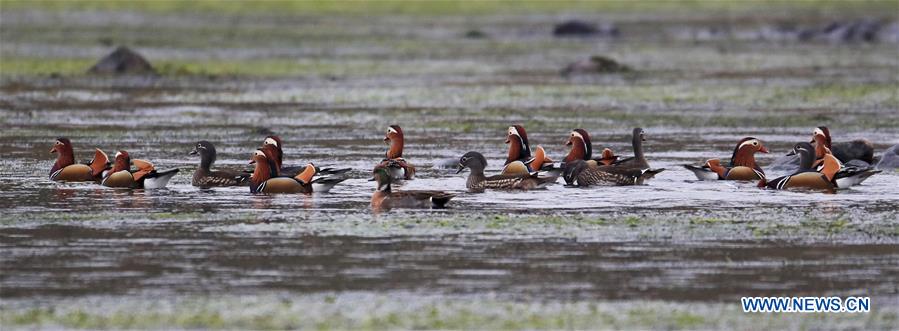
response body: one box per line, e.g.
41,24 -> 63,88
1,2 -> 898,329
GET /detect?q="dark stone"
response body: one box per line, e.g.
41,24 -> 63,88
832,139 -> 875,164
877,144 -> 899,169
88,46 -> 156,75
463,29 -> 488,39
562,56 -> 632,76
553,20 -> 618,37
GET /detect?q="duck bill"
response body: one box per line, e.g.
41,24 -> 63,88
383,137 -> 390,144
249,159 -> 256,165
189,149 -> 198,155
759,146 -> 769,153
50,146 -> 57,153
456,165 -> 467,174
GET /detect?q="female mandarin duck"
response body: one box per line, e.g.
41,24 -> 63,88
371,166 -> 453,210
807,127 -> 880,188
261,135 -> 351,178
375,125 -> 415,181
49,137 -> 110,182
189,141 -> 250,188
561,128 -> 663,185
762,142 -> 840,193
501,125 -> 553,175
457,151 -> 557,192
683,137 -> 768,181
101,151 -> 179,189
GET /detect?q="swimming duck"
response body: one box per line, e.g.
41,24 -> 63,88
101,151 -> 179,189
261,135 -> 351,178
189,141 -> 250,188
562,159 -> 651,187
251,149 -> 346,194
683,137 -> 768,181
371,166 -> 454,210
561,128 -> 663,185
811,126 -> 875,165
49,137 -> 110,182
376,125 -> 416,181
809,127 -> 880,187
457,151 -> 557,192
761,142 -> 838,193
501,125 -> 554,175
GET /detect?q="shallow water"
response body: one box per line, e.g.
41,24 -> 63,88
2,5 -> 899,329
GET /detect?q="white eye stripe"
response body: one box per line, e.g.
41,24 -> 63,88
570,131 -> 584,140
814,128 -> 824,136
738,139 -> 759,149
264,138 -> 278,146
508,126 -> 519,137
387,127 -> 398,134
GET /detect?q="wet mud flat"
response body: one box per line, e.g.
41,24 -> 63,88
2,2 -> 899,330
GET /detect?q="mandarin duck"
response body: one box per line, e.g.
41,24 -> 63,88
101,151 -> 179,189
807,127 -> 880,188
457,151 -> 557,192
189,141 -> 251,188
371,166 -> 454,210
375,125 -> 416,181
561,128 -> 664,185
261,135 -> 351,178
501,125 -> 554,176
683,137 -> 768,181
762,142 -> 839,193
49,137 -> 110,182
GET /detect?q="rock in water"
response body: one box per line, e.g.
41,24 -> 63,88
832,139 -> 875,164
553,20 -> 618,37
877,144 -> 899,170
88,46 -> 156,75
562,56 -> 631,76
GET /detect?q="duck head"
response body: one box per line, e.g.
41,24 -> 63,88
258,144 -> 281,177
50,137 -> 76,173
730,137 -> 768,168
505,125 -> 532,164
792,142 -> 815,172
631,127 -> 646,159
263,135 -> 282,148
111,150 -> 131,173
262,135 -> 284,165
373,166 -> 392,192
457,151 -> 488,175
812,127 -> 832,159
563,129 -> 592,163
250,149 -> 273,185
384,125 -> 404,159
190,141 -> 216,169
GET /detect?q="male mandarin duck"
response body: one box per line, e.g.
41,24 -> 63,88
561,128 -> 664,185
806,127 -> 880,188
375,125 -> 415,181
501,125 -> 553,175
761,142 -> 839,193
49,137 -> 110,182
101,151 -> 179,189
810,126 -> 875,165
249,149 -> 324,194
261,135 -> 350,178
457,152 -> 557,192
683,137 -> 768,181
371,166 -> 453,210
189,141 -> 251,188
